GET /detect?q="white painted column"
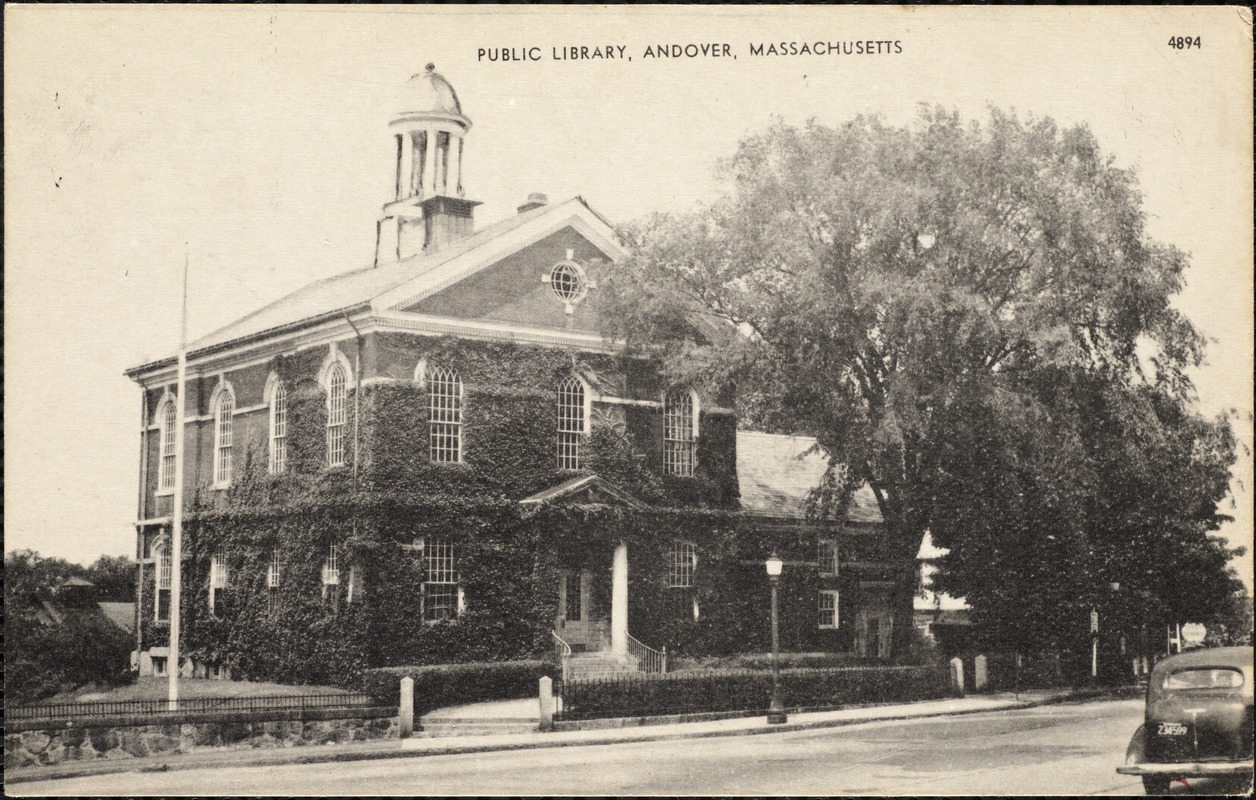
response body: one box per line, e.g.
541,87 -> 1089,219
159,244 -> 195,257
611,541 -> 628,655
423,127 -> 438,197
398,132 -> 413,201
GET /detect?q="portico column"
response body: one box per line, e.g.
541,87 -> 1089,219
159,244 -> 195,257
611,541 -> 628,655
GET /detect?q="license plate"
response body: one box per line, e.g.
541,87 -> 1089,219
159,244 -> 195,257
1158,722 -> 1188,736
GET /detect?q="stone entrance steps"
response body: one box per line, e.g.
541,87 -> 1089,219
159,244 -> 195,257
417,699 -> 538,738
567,652 -> 640,681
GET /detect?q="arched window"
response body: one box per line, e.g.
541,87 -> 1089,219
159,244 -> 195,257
213,387 -> 234,486
427,365 -> 463,463
155,540 -> 172,622
326,364 -> 347,467
664,389 -> 697,477
557,376 -> 586,470
158,398 -> 177,490
269,380 -> 287,474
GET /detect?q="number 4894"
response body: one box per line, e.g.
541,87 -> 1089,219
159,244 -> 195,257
1169,36 -> 1202,49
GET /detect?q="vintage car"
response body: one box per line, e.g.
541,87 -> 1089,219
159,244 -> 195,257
1117,645 -> 1253,794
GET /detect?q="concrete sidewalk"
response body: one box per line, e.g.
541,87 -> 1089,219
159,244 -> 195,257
5,689 -> 1104,785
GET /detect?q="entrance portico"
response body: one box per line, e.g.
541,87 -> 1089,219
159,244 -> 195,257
522,475 -> 642,656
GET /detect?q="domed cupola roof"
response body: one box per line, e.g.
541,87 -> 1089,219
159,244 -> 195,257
399,63 -> 463,117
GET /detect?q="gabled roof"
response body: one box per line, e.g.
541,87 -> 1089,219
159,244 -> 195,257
129,197 -> 622,371
736,431 -> 882,523
519,474 -> 648,511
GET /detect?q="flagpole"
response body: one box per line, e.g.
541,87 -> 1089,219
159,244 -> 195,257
168,250 -> 189,710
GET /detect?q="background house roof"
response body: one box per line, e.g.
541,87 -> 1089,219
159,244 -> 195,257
735,431 -> 883,523
97,602 -> 137,634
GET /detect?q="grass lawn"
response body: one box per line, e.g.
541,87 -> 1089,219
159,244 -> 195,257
42,677 -> 354,704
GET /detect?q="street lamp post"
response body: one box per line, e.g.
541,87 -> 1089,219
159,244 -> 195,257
766,552 -> 787,725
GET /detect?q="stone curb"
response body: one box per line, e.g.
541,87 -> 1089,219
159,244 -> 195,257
5,689 -> 1134,785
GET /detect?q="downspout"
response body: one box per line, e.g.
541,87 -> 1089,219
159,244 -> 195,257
135,381 -> 149,667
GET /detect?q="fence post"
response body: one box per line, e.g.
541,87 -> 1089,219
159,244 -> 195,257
538,676 -> 554,731
949,657 -> 965,696
662,646 -> 668,675
974,655 -> 988,692
399,676 -> 414,739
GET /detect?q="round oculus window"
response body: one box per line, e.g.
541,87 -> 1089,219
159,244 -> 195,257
549,262 -> 585,302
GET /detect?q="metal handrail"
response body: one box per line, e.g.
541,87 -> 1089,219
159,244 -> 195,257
552,629 -> 573,681
626,632 -> 668,674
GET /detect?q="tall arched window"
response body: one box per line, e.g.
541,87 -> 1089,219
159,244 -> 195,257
155,540 -> 172,622
664,389 -> 697,476
213,387 -> 235,486
326,364 -> 347,467
427,365 -> 463,463
557,376 -> 586,470
269,380 -> 287,474
158,398 -> 177,490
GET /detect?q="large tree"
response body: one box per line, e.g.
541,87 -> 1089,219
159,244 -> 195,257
599,107 -> 1240,657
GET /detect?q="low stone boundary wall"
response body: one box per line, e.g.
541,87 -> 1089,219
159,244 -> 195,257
5,708 -> 398,769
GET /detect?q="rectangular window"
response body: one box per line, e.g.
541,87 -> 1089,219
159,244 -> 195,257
156,546 -> 172,622
818,539 -> 839,577
668,541 -> 697,588
151,656 -> 168,676
664,391 -> 696,476
422,539 -> 459,622
819,590 -> 840,629
209,549 -> 228,615
267,549 -> 280,614
327,366 -> 348,467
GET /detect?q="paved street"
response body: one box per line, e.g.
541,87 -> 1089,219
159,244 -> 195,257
11,699 -> 1238,796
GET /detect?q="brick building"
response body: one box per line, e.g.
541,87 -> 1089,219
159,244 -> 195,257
125,66 -> 905,683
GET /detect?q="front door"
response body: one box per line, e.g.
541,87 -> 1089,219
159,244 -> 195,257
557,569 -> 608,651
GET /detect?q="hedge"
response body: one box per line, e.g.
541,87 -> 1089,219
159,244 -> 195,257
361,660 -> 557,715
556,664 -> 955,721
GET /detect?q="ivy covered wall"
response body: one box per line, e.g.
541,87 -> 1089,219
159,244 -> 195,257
137,332 -> 882,689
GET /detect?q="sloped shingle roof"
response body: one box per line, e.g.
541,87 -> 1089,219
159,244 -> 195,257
736,431 -> 882,523
182,200 -> 563,355
97,602 -> 137,633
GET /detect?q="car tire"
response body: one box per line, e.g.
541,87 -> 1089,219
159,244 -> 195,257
1142,776 -> 1172,795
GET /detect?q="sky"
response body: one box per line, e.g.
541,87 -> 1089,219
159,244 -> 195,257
5,6 -> 1253,589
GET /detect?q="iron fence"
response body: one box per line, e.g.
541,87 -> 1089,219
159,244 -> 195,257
555,664 -> 953,722
6,691 -> 377,722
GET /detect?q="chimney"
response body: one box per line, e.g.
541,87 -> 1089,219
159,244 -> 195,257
517,192 -> 548,214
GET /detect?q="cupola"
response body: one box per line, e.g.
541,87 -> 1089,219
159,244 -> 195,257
376,64 -> 481,264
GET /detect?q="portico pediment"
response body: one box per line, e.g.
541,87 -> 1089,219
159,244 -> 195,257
519,474 -> 648,512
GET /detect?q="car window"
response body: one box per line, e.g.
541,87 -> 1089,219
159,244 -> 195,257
1163,668 -> 1244,690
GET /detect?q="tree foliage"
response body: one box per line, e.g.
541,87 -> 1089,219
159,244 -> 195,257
599,107 -> 1241,654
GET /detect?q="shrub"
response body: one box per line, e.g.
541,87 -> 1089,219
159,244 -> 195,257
558,664 -> 955,721
5,611 -> 136,704
360,660 -> 557,715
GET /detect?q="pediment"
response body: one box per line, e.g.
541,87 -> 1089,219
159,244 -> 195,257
519,474 -> 648,512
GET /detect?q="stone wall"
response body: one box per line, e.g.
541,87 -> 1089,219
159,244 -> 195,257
5,715 -> 399,769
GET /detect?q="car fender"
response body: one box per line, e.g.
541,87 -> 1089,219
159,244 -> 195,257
1124,723 -> 1147,767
